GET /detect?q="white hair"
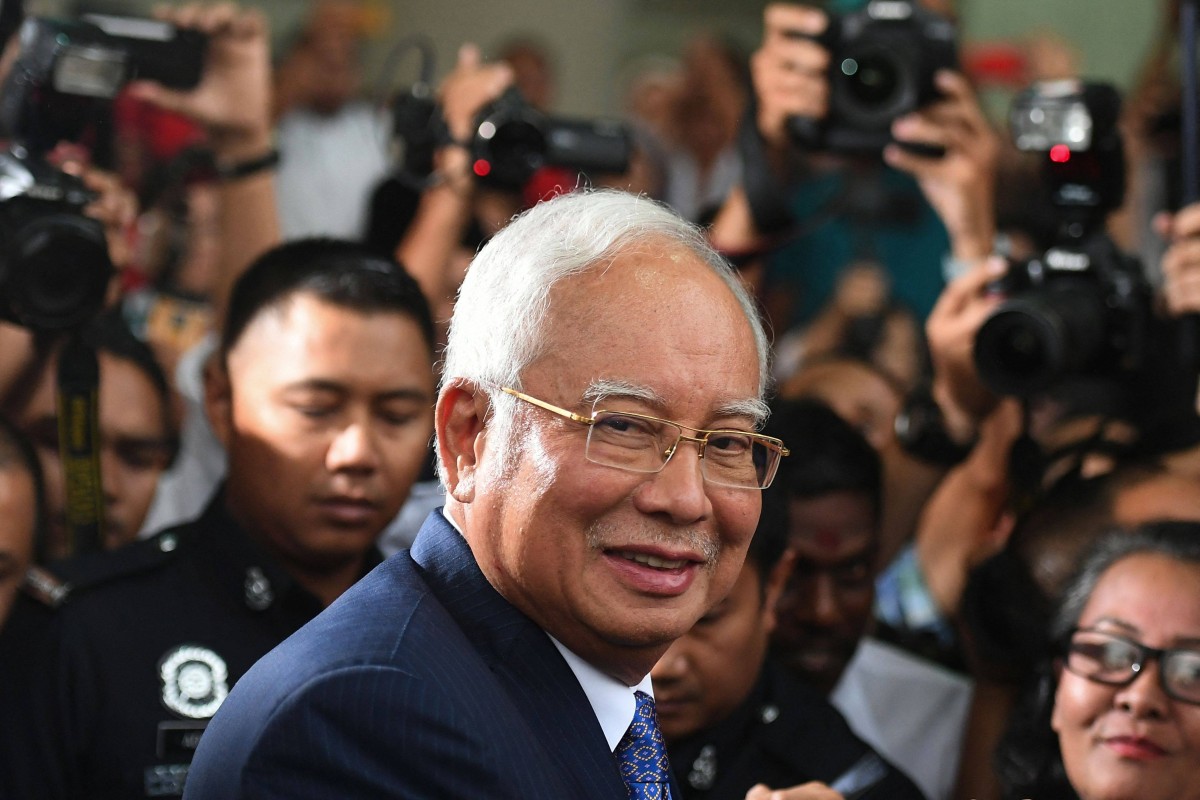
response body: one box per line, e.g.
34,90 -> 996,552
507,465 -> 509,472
438,189 -> 770,484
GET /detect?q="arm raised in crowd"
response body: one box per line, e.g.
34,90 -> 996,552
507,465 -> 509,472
394,44 -> 512,328
128,3 -> 279,327
884,70 -> 1000,264
709,2 -> 827,253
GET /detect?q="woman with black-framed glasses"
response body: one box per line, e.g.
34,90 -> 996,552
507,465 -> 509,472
995,520 -> 1200,800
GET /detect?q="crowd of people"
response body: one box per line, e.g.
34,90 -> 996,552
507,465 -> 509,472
2,1 -> 1200,799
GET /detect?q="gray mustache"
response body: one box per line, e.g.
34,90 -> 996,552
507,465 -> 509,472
586,521 -> 721,565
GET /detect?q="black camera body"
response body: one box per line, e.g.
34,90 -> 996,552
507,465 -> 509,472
0,149 -> 113,331
974,236 -> 1153,398
469,88 -> 632,191
0,14 -> 203,332
391,85 -> 632,193
0,15 -> 206,154
973,80 -> 1154,399
788,0 -> 957,154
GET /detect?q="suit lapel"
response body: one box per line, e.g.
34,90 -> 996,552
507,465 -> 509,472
412,513 -> 627,800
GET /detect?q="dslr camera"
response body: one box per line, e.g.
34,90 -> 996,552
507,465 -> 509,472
392,80 -> 631,192
0,14 -> 205,331
466,87 -> 632,191
973,81 -> 1155,398
788,0 -> 957,154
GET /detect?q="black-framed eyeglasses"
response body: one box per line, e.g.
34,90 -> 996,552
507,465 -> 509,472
500,386 -> 790,490
1064,627 -> 1200,705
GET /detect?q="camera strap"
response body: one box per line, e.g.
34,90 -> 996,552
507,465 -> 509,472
56,333 -> 104,556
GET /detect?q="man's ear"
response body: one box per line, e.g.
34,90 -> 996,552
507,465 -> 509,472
203,352 -> 233,451
436,381 -> 491,504
761,549 -> 797,635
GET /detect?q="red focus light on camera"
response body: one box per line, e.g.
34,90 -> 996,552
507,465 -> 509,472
1049,144 -> 1071,163
473,159 -> 492,177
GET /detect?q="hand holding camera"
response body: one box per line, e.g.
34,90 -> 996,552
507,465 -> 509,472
751,3 -> 830,155
884,70 -> 1000,262
126,4 -> 271,162
778,0 -> 957,155
1158,202 -> 1200,315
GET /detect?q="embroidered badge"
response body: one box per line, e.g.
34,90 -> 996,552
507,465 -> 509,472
159,645 -> 229,719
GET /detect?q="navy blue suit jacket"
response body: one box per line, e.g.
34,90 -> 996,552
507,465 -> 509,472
184,511 -> 633,799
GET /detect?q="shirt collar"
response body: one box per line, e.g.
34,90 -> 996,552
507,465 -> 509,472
440,509 -> 652,752
550,636 -> 654,752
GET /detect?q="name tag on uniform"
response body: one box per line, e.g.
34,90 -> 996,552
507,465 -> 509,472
155,720 -> 208,762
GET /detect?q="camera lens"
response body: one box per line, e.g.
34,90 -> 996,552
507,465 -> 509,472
973,285 -> 1107,397
5,214 -> 112,330
842,53 -> 900,109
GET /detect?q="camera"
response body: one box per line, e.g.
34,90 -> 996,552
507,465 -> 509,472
0,14 -> 205,331
973,81 -> 1156,399
392,82 -> 632,192
0,15 -> 206,153
467,88 -> 632,191
787,0 -> 957,154
0,149 -> 113,330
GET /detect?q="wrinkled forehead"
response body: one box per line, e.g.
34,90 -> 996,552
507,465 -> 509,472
541,241 -> 754,351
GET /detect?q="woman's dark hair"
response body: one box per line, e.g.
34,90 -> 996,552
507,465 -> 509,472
221,238 -> 435,359
0,413 -> 47,564
995,520 -> 1200,800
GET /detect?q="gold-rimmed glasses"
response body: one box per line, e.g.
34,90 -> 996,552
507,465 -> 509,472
500,386 -> 790,490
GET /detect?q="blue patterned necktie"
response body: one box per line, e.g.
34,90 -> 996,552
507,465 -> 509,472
615,690 -> 672,800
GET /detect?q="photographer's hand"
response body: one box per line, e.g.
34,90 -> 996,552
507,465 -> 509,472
79,167 -> 138,279
885,70 -> 999,263
752,4 -> 830,155
745,781 -> 845,800
926,256 -> 1007,440
49,148 -> 138,277
1159,203 -> 1200,315
128,3 -> 278,324
127,4 -> 272,162
394,45 -> 512,340
439,44 -> 514,147
709,3 -> 827,254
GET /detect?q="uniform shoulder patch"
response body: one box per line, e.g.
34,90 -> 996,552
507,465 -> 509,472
20,565 -> 72,608
39,529 -> 189,605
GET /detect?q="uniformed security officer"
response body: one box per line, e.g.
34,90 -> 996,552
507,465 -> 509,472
650,469 -> 926,800
0,237 -> 436,799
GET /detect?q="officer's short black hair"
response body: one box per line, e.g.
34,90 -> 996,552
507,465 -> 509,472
0,411 -> 46,563
763,397 -> 883,524
221,238 -> 435,359
747,483 -> 789,585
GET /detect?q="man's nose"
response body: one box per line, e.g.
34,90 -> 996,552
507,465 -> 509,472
326,422 -> 380,473
802,573 -> 841,628
650,644 -> 691,684
632,438 -> 711,525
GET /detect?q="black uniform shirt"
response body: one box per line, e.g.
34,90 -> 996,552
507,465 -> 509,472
667,660 -> 928,800
0,489 -> 382,799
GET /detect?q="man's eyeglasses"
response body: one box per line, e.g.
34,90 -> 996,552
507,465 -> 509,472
500,387 -> 790,490
1064,627 -> 1200,705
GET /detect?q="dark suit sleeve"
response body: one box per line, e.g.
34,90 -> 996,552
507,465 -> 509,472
190,663 -> 549,800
